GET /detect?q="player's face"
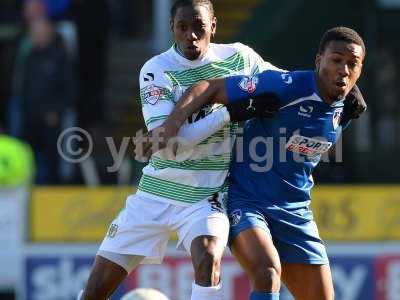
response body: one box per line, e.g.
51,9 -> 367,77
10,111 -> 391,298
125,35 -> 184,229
171,5 -> 216,60
316,40 -> 364,102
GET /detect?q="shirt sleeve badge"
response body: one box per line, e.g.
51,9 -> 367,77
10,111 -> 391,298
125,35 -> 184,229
238,76 -> 259,93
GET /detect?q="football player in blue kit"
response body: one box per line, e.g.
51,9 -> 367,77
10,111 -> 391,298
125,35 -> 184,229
140,27 -> 366,300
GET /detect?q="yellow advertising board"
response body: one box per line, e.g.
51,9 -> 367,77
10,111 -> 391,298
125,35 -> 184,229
30,187 -> 134,242
311,185 -> 400,241
30,185 -> 400,242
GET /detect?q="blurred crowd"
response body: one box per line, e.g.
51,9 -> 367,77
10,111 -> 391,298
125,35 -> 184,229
0,0 -> 155,186
0,0 -> 111,185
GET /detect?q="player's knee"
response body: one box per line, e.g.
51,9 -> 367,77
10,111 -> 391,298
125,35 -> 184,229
193,250 -> 221,286
253,266 -> 281,292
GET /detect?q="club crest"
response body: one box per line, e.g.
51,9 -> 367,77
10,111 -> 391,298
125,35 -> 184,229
143,84 -> 162,105
107,224 -> 118,238
333,108 -> 343,130
238,76 -> 259,93
229,209 -> 242,226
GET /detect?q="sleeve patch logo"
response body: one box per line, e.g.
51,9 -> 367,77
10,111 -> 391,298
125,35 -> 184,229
143,72 -> 155,82
143,84 -> 162,105
238,76 -> 259,93
281,73 -> 293,84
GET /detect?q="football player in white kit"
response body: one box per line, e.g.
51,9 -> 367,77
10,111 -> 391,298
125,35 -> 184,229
79,1 -> 280,299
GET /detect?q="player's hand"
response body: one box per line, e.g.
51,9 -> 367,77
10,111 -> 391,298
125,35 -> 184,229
134,121 -> 179,162
226,93 -> 280,122
342,84 -> 367,121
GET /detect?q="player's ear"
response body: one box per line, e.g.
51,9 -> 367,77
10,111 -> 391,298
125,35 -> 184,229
170,19 -> 174,33
315,54 -> 321,71
211,16 -> 217,37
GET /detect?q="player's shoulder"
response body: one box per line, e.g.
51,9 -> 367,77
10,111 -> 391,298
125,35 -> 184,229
229,42 -> 252,52
281,70 -> 316,100
209,42 -> 256,56
256,69 -> 315,101
262,69 -> 314,86
214,42 -> 259,54
287,70 -> 315,89
140,47 -> 174,74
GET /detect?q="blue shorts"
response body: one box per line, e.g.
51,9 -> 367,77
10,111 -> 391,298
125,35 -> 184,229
228,198 -> 329,265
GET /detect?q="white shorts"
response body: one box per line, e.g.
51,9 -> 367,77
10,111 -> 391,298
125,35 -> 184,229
99,192 -> 229,264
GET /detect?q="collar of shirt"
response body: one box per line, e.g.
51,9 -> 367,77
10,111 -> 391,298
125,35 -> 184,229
171,43 -> 213,67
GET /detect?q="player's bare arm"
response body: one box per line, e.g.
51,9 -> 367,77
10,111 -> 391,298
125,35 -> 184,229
167,79 -> 228,130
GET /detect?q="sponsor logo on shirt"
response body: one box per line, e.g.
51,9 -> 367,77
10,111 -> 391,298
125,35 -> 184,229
298,105 -> 314,118
143,72 -> 155,82
286,134 -> 332,156
238,76 -> 259,93
247,98 -> 256,111
208,193 -> 224,213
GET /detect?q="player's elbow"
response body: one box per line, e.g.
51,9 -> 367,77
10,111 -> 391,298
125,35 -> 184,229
207,78 -> 228,105
211,78 -> 229,104
190,79 -> 228,105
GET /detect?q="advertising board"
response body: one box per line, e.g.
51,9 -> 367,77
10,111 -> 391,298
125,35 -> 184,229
22,245 -> 400,300
0,188 -> 28,289
30,186 -> 400,242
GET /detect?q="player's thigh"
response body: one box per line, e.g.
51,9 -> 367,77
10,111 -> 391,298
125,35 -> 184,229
83,253 -> 145,298
83,255 -> 128,298
282,263 -> 334,300
177,194 -> 229,257
231,227 -> 281,280
228,204 -> 281,279
100,194 -> 171,264
268,206 -> 329,265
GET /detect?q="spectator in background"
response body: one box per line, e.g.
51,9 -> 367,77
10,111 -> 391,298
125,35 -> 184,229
23,0 -> 71,21
0,2 -> 22,128
9,17 -> 76,184
75,0 -> 110,128
22,0 -> 77,59
22,0 -> 47,24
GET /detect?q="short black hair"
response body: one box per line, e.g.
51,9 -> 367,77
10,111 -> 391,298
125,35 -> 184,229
170,0 -> 214,20
318,26 -> 366,56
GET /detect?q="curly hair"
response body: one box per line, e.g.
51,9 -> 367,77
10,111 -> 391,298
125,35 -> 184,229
319,26 -> 366,56
170,0 -> 214,19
